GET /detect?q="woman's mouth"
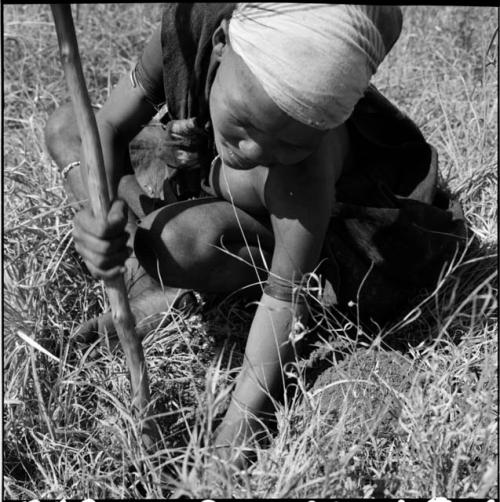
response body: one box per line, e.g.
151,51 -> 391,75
222,151 -> 255,170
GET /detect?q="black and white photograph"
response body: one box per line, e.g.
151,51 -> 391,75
3,3 -> 498,499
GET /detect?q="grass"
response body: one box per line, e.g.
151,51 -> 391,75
3,4 -> 498,499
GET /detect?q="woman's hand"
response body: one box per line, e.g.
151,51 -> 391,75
212,400 -> 269,471
73,199 -> 131,280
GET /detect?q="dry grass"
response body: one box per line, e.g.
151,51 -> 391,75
3,4 -> 498,499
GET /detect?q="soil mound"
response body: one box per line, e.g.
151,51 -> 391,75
308,349 -> 413,438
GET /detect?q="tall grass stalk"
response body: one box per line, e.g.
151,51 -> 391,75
3,4 -> 497,498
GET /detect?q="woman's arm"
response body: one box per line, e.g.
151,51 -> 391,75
87,36 -> 163,202
66,27 -> 164,277
215,147 -> 336,458
55,26 -> 163,206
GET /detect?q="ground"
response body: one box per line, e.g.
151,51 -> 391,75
3,4 -> 498,499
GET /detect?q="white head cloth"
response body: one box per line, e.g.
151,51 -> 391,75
229,4 -> 397,130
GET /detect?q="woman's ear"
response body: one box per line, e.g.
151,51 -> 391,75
212,19 -> 229,62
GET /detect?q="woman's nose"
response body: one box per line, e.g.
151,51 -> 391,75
238,138 -> 269,163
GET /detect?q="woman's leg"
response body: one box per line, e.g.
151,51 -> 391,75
135,197 -> 275,293
76,197 -> 274,342
44,102 -> 94,204
44,104 -> 199,340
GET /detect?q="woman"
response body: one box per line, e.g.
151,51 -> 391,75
45,3 -> 465,467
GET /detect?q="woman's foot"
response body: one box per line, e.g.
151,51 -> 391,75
74,255 -> 198,346
74,286 -> 197,346
210,412 -> 269,472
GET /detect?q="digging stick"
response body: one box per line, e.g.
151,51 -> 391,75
50,4 -> 158,447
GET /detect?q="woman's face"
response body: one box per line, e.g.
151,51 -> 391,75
209,45 -> 325,170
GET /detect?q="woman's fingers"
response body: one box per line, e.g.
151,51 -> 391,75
75,238 -> 131,270
169,117 -> 199,136
74,199 -> 128,239
72,199 -> 131,280
83,260 -> 127,281
76,242 -> 130,280
73,224 -> 129,256
107,198 -> 129,229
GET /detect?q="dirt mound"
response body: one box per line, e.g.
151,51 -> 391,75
308,349 -> 413,438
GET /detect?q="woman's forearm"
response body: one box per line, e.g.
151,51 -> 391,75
224,292 -> 309,426
49,69 -> 157,205
61,117 -> 131,205
94,118 -> 133,200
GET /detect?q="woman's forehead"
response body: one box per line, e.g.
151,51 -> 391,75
225,52 -> 287,127
222,47 -> 323,142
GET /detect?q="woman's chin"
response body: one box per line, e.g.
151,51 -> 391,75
222,154 -> 255,170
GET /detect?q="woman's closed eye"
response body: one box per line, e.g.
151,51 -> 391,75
278,141 -> 313,157
272,141 -> 315,165
282,142 -> 306,152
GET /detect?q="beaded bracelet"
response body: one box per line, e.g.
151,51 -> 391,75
61,160 -> 80,180
263,274 -> 307,304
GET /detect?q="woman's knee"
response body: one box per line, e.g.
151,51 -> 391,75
134,207 -> 201,285
45,103 -> 77,145
133,199 -> 272,288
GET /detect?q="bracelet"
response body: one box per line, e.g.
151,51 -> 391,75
61,161 -> 80,180
263,274 -> 307,304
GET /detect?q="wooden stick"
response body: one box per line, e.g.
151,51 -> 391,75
51,4 -> 158,447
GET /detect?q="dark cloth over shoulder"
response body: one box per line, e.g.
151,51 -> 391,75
132,4 -> 235,201
161,3 -> 236,125
318,85 -> 467,328
149,3 -> 235,199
